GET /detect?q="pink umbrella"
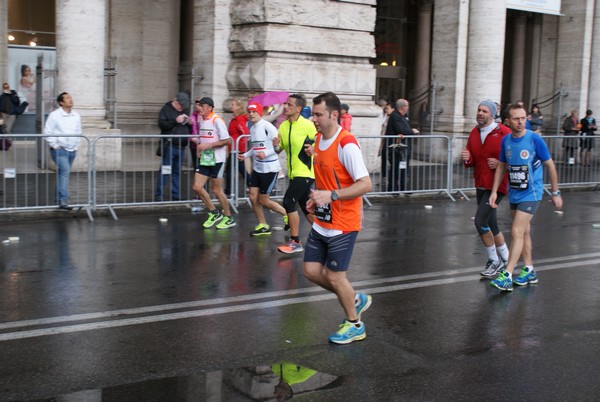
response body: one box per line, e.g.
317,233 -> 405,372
250,91 -> 290,107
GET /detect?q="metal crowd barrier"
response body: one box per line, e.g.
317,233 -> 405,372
1,132 -> 598,221
451,134 -> 600,197
0,134 -> 93,219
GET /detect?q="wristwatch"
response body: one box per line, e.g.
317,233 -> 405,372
551,190 -> 561,196
331,190 -> 339,201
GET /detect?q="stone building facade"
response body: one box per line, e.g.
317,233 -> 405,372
2,0 -> 600,140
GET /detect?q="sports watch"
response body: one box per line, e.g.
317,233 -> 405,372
331,190 -> 339,201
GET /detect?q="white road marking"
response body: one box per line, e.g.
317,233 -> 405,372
0,255 -> 598,342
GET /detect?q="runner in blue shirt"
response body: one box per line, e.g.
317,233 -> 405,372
488,104 -> 563,291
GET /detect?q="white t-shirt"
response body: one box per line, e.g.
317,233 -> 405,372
198,113 -> 230,164
244,119 -> 281,173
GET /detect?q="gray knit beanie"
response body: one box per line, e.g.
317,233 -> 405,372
479,99 -> 496,117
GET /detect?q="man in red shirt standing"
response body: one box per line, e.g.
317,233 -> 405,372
462,99 -> 511,278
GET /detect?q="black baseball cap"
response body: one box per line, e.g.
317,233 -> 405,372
198,97 -> 214,107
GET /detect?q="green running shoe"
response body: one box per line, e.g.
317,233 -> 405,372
203,211 -> 223,228
251,223 -> 271,236
216,216 -> 236,229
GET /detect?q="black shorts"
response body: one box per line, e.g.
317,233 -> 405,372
195,162 -> 225,179
283,177 -> 315,213
248,171 -> 278,195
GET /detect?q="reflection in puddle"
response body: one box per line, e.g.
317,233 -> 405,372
23,362 -> 341,401
227,362 -> 340,401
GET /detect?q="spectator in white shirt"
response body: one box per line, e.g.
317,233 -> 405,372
44,92 -> 82,209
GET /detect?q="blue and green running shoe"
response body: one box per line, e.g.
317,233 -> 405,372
490,270 -> 513,292
328,320 -> 366,344
513,266 -> 538,286
355,293 -> 372,320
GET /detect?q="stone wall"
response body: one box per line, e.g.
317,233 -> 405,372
0,0 -> 7,84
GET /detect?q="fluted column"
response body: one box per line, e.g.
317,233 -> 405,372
412,1 -> 433,118
55,0 -> 107,127
464,0 -> 506,119
529,14 -> 543,104
193,0 -> 232,110
555,0 -> 595,115
0,0 -> 7,83
589,0 -> 600,113
510,13 -> 527,103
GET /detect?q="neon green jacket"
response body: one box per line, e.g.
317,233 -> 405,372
278,115 -> 317,179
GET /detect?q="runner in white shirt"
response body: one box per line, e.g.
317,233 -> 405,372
191,97 -> 236,230
238,102 -> 287,236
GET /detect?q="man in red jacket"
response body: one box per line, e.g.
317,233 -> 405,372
462,100 -> 511,278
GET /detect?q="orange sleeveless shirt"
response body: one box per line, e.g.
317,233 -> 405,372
313,129 -> 363,232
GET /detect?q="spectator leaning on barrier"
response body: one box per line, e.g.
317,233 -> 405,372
385,98 -> 418,191
44,92 -> 82,210
155,92 -> 192,202
0,82 -> 22,134
579,109 -> 596,167
562,109 -> 580,165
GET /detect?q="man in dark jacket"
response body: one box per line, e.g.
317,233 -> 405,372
384,98 -> 418,191
0,83 -> 21,134
155,92 -> 191,201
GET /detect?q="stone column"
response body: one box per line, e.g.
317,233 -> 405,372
464,0 -> 506,126
55,0 -> 120,171
108,0 -> 180,134
510,13 -> 527,103
0,0 -> 7,83
431,0 -> 470,133
555,0 -> 595,115
193,0 -> 232,110
528,14 -> 543,105
412,1 -> 433,120
537,14 -> 559,129
56,0 -> 108,126
589,0 -> 600,113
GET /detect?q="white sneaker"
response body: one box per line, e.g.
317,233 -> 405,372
480,259 -> 505,278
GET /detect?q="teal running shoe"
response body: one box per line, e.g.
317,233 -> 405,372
328,320 -> 366,344
355,293 -> 372,320
513,266 -> 538,286
490,270 -> 513,292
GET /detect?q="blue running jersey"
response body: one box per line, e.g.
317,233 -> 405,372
499,130 -> 551,203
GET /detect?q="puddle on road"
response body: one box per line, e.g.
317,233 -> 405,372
18,362 -> 342,401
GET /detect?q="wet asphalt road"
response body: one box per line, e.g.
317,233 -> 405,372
0,191 -> 599,401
